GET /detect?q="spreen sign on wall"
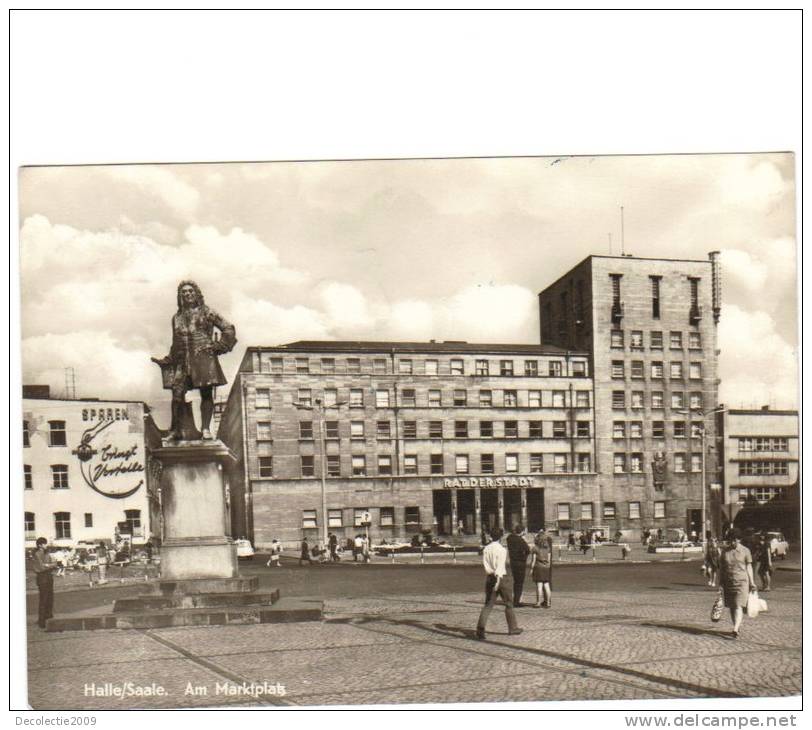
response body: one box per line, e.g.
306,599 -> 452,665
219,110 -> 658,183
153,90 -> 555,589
72,405 -> 145,499
443,477 -> 537,489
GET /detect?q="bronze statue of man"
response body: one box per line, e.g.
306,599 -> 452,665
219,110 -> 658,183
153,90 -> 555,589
152,281 -> 236,441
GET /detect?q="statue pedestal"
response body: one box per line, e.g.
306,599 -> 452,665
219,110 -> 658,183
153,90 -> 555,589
155,440 -> 238,580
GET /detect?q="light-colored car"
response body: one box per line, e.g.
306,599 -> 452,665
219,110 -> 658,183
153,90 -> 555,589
766,531 -> 789,558
235,539 -> 255,560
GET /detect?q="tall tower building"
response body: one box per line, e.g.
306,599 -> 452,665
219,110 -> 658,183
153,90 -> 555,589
539,253 -> 722,538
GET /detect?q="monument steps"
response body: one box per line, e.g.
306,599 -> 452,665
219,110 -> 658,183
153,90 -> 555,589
113,589 -> 281,612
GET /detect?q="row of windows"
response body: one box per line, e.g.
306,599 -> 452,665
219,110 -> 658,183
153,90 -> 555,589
22,420 -> 66,448
737,437 -> 790,453
260,355 -> 589,378
302,506 -> 421,529
613,452 -> 702,474
611,390 -> 704,411
738,461 -> 790,477
260,388 -> 592,409
557,499 -> 668,520
610,330 -> 702,351
258,452 -> 593,478
23,464 -> 68,489
612,420 -> 704,439
261,419 -> 593,441
611,360 -> 703,380
734,487 -> 786,504
24,510 -> 141,539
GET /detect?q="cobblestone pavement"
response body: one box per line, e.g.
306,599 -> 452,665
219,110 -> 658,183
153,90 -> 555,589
26,577 -> 801,709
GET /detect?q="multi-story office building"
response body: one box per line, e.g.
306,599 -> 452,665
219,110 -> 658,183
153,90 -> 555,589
22,385 -> 162,547
716,407 -> 799,527
218,341 -> 596,547
538,253 -> 722,538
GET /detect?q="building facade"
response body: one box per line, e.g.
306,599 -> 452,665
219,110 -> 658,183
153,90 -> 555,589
218,342 -> 597,548
538,254 -> 722,538
717,407 -> 799,524
22,387 -> 161,547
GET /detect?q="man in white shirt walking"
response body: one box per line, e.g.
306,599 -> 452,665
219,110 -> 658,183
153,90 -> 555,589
476,527 -> 522,640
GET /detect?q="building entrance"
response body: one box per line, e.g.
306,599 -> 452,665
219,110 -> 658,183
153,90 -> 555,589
457,489 -> 476,535
526,488 -> 544,532
687,509 -> 702,538
432,491 -> 453,536
503,489 -> 522,531
480,490 -> 499,533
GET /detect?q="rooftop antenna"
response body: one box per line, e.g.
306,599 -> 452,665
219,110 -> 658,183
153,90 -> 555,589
65,367 -> 76,400
620,206 -> 625,256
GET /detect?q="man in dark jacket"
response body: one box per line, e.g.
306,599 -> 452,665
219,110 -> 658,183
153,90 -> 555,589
32,538 -> 56,628
506,524 -> 530,607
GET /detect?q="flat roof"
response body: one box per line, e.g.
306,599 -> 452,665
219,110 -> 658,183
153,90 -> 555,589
22,397 -> 148,406
248,340 -> 588,356
725,409 -> 798,417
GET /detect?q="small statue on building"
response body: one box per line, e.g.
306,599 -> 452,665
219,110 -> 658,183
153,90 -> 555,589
152,280 -> 236,441
652,451 -> 667,492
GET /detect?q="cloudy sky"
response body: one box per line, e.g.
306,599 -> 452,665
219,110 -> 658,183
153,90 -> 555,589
18,153 -> 798,424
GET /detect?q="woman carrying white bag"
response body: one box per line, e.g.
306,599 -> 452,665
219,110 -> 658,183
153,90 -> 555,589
718,527 -> 757,639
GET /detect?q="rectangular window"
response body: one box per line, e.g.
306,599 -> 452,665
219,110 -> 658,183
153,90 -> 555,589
674,453 -> 686,472
557,503 -> 570,521
524,360 -> 538,376
505,453 -> 519,473
479,389 -> 493,407
54,512 -> 71,540
325,421 -> 339,439
576,421 -> 590,437
429,421 -> 443,439
354,509 -> 369,527
572,360 -> 587,377
403,455 -> 418,475
603,502 -> 616,519
691,453 -> 702,473
347,358 -> 361,374
670,362 -> 683,380
650,330 -> 663,350
258,457 -> 273,477
610,330 -> 624,349
553,421 -> 567,438
630,361 -> 644,379
674,421 -> 686,438
24,465 -> 32,490
296,388 -> 311,408
671,392 -> 685,409
580,502 -> 594,520
480,420 -> 494,438
51,465 -> 69,489
651,391 -> 664,409
689,332 -> 702,349
405,507 -> 420,526
296,357 -> 309,373
301,455 -> 315,477
256,421 -> 272,441
428,389 -> 442,407
503,390 -> 517,407
612,391 -> 625,409
528,390 -> 541,407
300,421 -> 314,439
49,421 -> 67,447
576,391 -> 590,407
504,420 -> 519,438
529,420 -> 542,438
610,273 -> 622,305
453,389 -> 467,406
450,359 -> 464,375
500,360 -> 514,376
350,421 -> 365,439
321,357 -> 335,374
377,420 -> 391,439
611,361 -> 625,379
425,359 -> 438,376
324,388 -> 338,408
352,456 -> 367,476
475,359 -> 489,376
613,454 -> 626,474
631,391 -> 644,409
630,421 -> 643,439
349,388 -> 364,407
654,502 -> 666,519
630,330 -> 644,350
375,389 -> 390,408
430,454 -> 444,474
630,453 -> 643,473
652,421 -> 665,439
548,361 -> 562,377
302,510 -> 317,529
402,389 -> 416,407
403,421 -> 417,439
373,358 -> 387,374
650,276 -> 661,319
690,423 -> 703,439
327,455 -> 341,477
553,454 -> 568,473
481,453 -> 495,474
552,390 -> 566,407
399,359 -> 413,374
576,453 -> 591,472
380,507 -> 395,527
455,455 -> 469,474
530,454 -> 543,473
328,509 -> 343,528
84,512 -> 93,528
613,421 -> 626,439
454,421 -> 468,438
689,362 -> 702,379
651,361 -> 663,379
25,512 -> 35,534
629,502 -> 641,519
689,392 -> 703,409
670,331 -> 683,349
23,421 -> 29,447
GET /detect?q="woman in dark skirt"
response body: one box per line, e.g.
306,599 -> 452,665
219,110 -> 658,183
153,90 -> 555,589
718,527 -> 756,638
530,532 -> 553,608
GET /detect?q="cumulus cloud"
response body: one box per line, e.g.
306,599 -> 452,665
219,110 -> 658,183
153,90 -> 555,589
108,166 -> 201,219
720,248 -> 768,292
437,283 -> 538,343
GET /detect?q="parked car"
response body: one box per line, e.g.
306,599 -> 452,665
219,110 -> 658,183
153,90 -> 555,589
766,531 -> 789,558
235,539 -> 255,560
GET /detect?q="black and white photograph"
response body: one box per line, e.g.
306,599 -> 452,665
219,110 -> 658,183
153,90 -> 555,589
10,10 -> 802,719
